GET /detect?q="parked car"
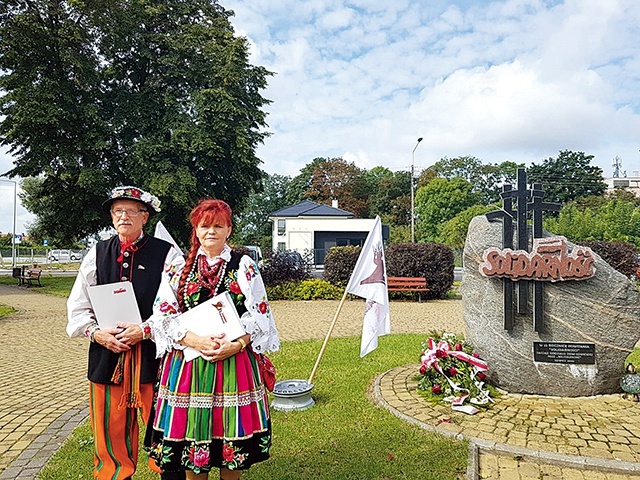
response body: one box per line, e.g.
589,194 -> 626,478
244,245 -> 263,265
48,249 -> 82,262
281,250 -> 305,270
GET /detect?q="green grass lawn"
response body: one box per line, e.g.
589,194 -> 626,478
39,335 -> 468,480
0,273 -> 76,296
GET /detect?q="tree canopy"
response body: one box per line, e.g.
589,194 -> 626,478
305,157 -> 370,217
0,0 -> 271,243
414,177 -> 480,242
426,156 -> 522,203
233,173 -> 291,249
527,150 -> 607,205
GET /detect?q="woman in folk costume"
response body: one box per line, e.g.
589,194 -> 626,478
67,186 -> 185,480
146,199 -> 280,480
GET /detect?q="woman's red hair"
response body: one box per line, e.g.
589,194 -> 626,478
177,199 -> 233,311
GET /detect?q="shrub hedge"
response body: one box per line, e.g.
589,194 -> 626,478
266,279 -> 343,300
323,242 -> 454,300
259,249 -> 310,286
580,240 -> 639,279
386,242 -> 454,299
323,246 -> 361,286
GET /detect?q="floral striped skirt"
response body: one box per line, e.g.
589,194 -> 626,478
145,349 -> 271,474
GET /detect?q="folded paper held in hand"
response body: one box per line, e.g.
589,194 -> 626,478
180,291 -> 246,362
87,281 -> 142,329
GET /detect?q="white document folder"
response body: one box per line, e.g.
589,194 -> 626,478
87,281 -> 142,329
180,291 -> 246,362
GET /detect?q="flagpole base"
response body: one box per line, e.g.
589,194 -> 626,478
271,379 -> 315,412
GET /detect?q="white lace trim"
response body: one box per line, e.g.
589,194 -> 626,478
158,384 -> 266,409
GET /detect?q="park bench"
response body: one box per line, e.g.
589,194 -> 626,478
16,268 -> 43,287
387,276 -> 430,302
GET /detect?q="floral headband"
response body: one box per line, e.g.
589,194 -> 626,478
102,186 -> 161,215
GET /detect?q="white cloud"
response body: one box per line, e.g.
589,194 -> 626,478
221,0 -> 640,176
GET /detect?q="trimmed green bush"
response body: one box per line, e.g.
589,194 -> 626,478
323,245 -> 361,285
293,278 -> 343,300
266,279 -> 343,300
386,242 -> 454,299
266,282 -> 297,300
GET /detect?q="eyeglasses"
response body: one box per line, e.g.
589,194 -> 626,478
111,208 -> 147,218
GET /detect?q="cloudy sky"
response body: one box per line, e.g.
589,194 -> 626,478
2,0 -> 640,235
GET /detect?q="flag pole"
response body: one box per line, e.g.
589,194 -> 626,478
307,288 -> 349,385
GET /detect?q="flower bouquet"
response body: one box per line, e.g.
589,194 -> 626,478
416,332 -> 495,411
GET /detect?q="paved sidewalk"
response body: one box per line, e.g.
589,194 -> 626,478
375,364 -> 640,479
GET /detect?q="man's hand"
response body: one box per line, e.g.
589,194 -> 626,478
115,323 -> 143,346
94,328 -> 132,353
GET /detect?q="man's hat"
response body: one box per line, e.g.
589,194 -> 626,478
101,186 -> 161,216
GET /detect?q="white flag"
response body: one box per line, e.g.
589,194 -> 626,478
345,216 -> 390,357
154,221 -> 185,257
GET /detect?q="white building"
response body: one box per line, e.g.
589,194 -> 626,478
268,200 -> 388,266
604,172 -> 640,196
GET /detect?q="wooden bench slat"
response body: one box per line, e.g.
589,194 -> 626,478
385,276 -> 430,302
387,276 -> 430,292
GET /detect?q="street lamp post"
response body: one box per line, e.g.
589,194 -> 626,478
0,178 -> 17,267
410,137 -> 423,243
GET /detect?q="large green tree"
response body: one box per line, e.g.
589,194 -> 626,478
0,0 -> 271,243
414,177 -> 480,241
439,204 -> 496,249
366,168 -> 411,226
233,173 -> 291,249
426,156 -> 522,203
527,150 -> 607,205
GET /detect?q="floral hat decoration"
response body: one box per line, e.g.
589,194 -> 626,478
101,186 -> 162,216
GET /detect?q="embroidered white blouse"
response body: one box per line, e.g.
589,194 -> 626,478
150,244 -> 280,357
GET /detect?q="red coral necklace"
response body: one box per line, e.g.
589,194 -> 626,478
196,255 -> 227,294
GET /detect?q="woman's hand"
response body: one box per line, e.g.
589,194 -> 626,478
94,328 -> 132,353
201,334 -> 243,363
179,331 -> 220,355
115,323 -> 143,346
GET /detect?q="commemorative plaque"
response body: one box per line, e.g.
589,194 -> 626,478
533,342 -> 595,365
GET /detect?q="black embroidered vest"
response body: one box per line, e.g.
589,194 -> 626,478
87,234 -> 171,384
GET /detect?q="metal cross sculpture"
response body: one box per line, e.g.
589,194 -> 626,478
485,168 -> 561,332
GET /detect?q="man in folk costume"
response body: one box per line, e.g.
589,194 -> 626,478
67,186 -> 186,480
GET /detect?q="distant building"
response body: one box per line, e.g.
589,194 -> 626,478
268,200 -> 388,266
604,171 -> 640,196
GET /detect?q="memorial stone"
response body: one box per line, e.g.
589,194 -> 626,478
462,215 -> 640,396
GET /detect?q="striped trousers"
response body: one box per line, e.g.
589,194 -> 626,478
89,382 -> 161,479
